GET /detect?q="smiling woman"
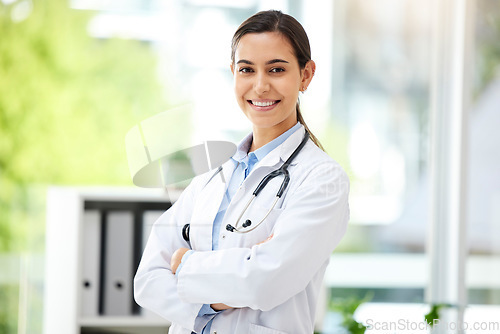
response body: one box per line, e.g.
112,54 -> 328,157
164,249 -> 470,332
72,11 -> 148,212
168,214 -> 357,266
230,31 -> 315,150
134,10 -> 350,334
230,11 -> 322,152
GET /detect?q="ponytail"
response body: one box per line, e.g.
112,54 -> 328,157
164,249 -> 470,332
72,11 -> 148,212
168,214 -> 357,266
296,104 -> 324,151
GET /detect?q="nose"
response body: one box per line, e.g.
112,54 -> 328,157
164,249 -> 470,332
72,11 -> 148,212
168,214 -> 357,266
254,72 -> 270,95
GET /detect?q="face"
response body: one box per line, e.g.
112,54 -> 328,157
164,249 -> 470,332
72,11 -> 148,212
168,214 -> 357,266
231,32 -> 315,135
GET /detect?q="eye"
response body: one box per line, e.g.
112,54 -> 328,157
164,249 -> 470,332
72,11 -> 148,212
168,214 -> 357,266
238,67 -> 253,73
270,67 -> 285,73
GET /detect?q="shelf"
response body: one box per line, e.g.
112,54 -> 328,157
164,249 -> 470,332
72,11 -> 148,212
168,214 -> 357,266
80,316 -> 170,334
81,325 -> 168,334
79,316 -> 170,327
44,187 -> 177,334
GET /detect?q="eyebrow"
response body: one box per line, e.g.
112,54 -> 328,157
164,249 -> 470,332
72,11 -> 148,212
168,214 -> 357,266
236,59 -> 289,65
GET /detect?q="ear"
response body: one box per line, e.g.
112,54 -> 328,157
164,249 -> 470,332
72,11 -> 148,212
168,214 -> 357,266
230,62 -> 235,75
300,60 -> 316,90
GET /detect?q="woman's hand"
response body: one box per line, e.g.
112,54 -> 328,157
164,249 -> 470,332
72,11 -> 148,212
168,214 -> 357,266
257,234 -> 273,245
171,247 -> 190,274
211,303 -> 233,311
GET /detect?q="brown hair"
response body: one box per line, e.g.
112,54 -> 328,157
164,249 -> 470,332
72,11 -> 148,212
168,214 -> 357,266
231,10 -> 324,150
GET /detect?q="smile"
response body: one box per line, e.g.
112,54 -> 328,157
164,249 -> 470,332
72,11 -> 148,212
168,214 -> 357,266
250,100 -> 279,107
248,100 -> 281,110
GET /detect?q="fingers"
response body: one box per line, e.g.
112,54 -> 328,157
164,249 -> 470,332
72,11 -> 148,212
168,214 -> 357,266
171,247 -> 189,274
211,303 -> 233,311
257,233 -> 274,245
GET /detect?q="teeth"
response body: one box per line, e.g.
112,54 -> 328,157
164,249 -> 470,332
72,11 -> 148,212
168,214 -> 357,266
253,100 -> 276,107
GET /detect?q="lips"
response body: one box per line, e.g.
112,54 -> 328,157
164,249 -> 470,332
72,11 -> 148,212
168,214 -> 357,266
250,100 -> 279,107
248,99 -> 281,111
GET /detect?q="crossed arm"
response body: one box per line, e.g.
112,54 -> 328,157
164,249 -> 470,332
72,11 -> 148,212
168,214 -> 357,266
170,234 -> 274,311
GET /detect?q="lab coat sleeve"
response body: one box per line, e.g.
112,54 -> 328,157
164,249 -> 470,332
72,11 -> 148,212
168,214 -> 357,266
177,161 -> 350,311
133,178 -> 206,331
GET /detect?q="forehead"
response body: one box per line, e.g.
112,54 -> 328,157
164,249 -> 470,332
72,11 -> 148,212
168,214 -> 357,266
234,32 -> 296,62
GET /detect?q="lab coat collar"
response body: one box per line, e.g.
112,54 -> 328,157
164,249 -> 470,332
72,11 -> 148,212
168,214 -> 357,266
232,132 -> 253,163
258,124 -> 306,169
231,124 -> 305,170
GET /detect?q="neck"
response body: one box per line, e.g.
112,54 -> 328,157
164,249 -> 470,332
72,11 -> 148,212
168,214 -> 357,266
249,121 -> 297,152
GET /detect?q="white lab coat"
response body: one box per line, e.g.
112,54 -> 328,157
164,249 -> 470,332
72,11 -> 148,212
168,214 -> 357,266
134,125 -> 350,334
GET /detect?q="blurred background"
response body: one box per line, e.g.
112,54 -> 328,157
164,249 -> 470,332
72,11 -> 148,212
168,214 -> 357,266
1,0 -> 499,333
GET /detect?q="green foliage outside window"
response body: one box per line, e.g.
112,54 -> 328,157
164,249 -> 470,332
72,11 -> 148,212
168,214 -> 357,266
328,293 -> 373,334
1,0 -> 169,332
475,0 -> 500,95
0,0 -> 167,247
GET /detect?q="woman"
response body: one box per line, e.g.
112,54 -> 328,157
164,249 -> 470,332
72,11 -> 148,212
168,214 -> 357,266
134,10 -> 349,334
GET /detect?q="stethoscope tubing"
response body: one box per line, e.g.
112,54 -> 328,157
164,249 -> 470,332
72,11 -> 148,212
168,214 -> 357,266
182,130 -> 309,241
228,196 -> 280,234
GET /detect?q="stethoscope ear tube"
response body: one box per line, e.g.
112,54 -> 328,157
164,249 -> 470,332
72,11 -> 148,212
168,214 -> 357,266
253,170 -> 280,196
276,170 -> 290,198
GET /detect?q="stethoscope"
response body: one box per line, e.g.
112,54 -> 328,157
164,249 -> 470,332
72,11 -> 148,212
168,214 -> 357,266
182,131 -> 309,242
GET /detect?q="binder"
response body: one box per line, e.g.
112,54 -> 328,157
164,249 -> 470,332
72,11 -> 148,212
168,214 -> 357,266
81,210 -> 101,317
139,210 -> 165,318
142,210 -> 164,250
102,211 -> 134,316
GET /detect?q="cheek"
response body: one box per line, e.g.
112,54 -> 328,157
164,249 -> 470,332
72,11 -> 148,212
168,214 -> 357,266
277,76 -> 300,95
234,78 -> 247,98
282,83 -> 300,102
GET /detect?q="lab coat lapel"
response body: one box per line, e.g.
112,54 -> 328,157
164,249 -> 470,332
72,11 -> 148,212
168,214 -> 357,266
251,125 -> 305,170
277,125 -> 305,166
190,159 -> 235,251
226,125 -> 306,219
